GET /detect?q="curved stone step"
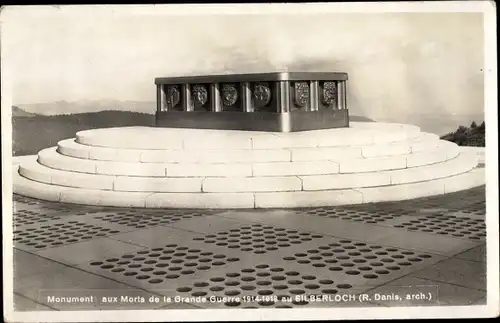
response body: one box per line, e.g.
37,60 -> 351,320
58,138 -> 294,163
40,138 -> 460,178
254,167 -> 485,208
13,160 -> 485,208
75,123 -> 421,150
300,152 -> 477,191
20,151 -> 477,193
57,132 -> 440,163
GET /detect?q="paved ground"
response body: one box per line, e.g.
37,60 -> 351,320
11,186 -> 487,311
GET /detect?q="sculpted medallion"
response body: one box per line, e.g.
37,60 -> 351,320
322,81 -> 337,106
221,83 -> 238,106
191,84 -> 208,106
294,82 -> 310,107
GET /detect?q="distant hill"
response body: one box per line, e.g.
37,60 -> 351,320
16,100 -> 156,116
12,110 -> 155,156
440,121 -> 485,147
377,113 -> 484,137
12,106 -> 36,117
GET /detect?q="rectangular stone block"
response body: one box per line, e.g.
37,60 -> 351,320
113,177 -> 202,192
145,192 -> 255,208
301,172 -> 391,190
60,188 -> 150,207
202,176 -> 302,192
392,153 -> 477,185
51,172 -> 115,190
254,190 -> 363,208
316,132 -> 372,147
252,161 -> 339,176
19,163 -> 52,184
200,149 -> 291,163
141,150 -> 290,164
89,147 -> 142,162
14,175 -> 61,202
411,140 -> 441,153
166,163 -> 252,177
77,130 -> 184,150
290,147 -> 362,162
357,180 -> 445,203
140,150 -> 191,163
251,134 -> 321,149
361,142 -> 411,158
406,149 -> 449,168
183,135 -> 252,150
372,131 -> 407,143
38,148 -> 96,174
57,140 -> 90,159
95,162 -> 166,177
338,156 -> 407,173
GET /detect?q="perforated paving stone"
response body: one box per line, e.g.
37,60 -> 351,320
171,262 -> 372,309
192,223 -> 326,255
217,210 -> 400,243
13,219 -> 124,252
93,208 -> 219,229
78,243 -> 243,294
293,207 -> 413,225
386,214 -> 486,242
13,197 -> 112,228
278,238 -> 444,289
13,208 -> 63,227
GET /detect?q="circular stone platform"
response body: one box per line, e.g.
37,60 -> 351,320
12,122 -> 485,208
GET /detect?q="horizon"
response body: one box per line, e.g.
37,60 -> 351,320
11,102 -> 484,136
2,8 -> 485,122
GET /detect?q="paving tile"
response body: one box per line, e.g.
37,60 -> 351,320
34,237 -> 147,266
107,226 -> 204,248
161,258 -> 378,309
165,216 -> 248,234
366,275 -> 485,306
13,293 -> 56,311
383,213 -> 486,242
10,189 -> 490,310
455,245 -> 487,263
371,229 -> 483,256
14,262 -> 163,310
413,258 -> 487,291
74,239 -> 247,295
218,211 -> 398,242
13,217 -> 130,253
13,249 -> 69,278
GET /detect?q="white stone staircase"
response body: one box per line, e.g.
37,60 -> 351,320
13,122 -> 485,208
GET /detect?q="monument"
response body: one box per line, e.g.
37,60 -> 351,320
12,72 -> 484,209
155,72 -> 348,132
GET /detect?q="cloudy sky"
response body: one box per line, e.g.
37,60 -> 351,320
1,5 -> 485,119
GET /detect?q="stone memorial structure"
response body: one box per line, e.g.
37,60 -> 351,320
12,72 -> 485,209
155,72 -> 349,132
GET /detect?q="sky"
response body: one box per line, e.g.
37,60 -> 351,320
1,5 -> 485,120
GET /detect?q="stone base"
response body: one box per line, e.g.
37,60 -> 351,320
12,122 -> 485,208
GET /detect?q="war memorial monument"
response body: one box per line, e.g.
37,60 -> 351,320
12,72 -> 484,208
10,71 -> 488,314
